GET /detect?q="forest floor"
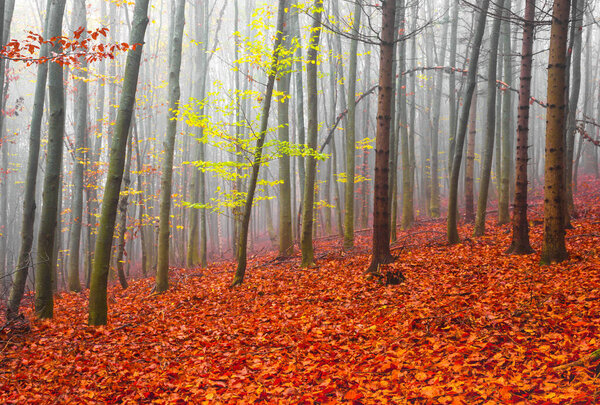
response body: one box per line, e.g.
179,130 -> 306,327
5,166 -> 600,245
1,177 -> 600,403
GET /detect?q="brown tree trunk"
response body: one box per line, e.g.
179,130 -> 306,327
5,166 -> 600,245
541,0 -> 570,264
506,0 -> 535,254
368,0 -> 398,276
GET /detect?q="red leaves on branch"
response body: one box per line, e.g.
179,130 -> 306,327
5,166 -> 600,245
1,177 -> 600,402
1,26 -> 134,66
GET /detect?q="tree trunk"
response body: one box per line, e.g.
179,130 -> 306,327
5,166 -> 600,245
447,0 -> 490,244
300,0 -> 323,268
67,0 -> 87,292
88,0 -> 150,326
368,0 -> 398,275
343,0 -> 361,250
498,2 -> 513,225
231,0 -> 287,286
541,0 -> 570,264
115,130 -> 133,290
473,0 -> 504,236
156,0 -> 185,293
465,87 -> 477,223
506,0 -> 535,254
277,10 -> 293,257
35,0 -> 67,319
447,0 -> 459,175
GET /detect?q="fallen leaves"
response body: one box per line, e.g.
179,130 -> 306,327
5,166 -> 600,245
1,176 -> 600,403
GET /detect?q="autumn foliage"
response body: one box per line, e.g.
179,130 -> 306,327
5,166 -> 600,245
2,177 -> 600,403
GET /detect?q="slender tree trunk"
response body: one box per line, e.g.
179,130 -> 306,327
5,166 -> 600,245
343,0 -> 361,250
231,0 -> 287,286
35,0 -> 67,319
429,0 -> 450,218
300,0 -> 323,268
277,10 -> 293,257
291,0 -> 306,219
465,88 -> 477,223
115,130 -> 133,289
67,0 -> 87,292
447,0 -> 490,244
88,0 -> 150,326
447,0 -> 459,175
132,118 -> 147,276
473,0 -> 504,236
368,0 -> 398,275
498,2 -> 513,225
506,0 -> 535,254
541,0 -> 570,264
156,0 -> 185,293
564,0 -> 583,218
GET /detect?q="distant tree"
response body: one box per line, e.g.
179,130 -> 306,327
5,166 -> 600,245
300,0 -> 323,268
67,0 -> 88,292
447,0 -> 490,244
156,0 -> 186,293
88,0 -> 151,326
541,0 -> 570,264
474,0 -> 505,237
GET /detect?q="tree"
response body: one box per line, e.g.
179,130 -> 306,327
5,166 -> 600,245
300,0 -> 323,268
447,0 -> 490,244
540,0 -> 570,264
473,0 -> 505,236
67,0 -> 87,292
506,0 -> 535,254
7,0 -> 45,319
277,6 -> 293,258
156,0 -> 186,293
88,0 -> 151,326
231,0 -> 287,286
368,0 -> 398,276
34,0 -> 67,319
343,0 -> 362,250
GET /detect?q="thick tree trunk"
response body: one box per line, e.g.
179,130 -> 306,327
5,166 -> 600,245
368,0 -> 398,275
67,0 -> 87,292
447,0 -> 490,244
300,0 -> 323,268
231,0 -> 287,286
88,0 -> 150,326
156,0 -> 185,293
506,0 -> 535,254
35,0 -> 67,319
541,0 -> 570,264
474,0 -> 504,236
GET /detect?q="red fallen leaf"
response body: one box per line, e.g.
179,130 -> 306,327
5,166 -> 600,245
344,389 -> 363,401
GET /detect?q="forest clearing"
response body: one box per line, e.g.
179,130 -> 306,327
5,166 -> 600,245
1,177 -> 599,403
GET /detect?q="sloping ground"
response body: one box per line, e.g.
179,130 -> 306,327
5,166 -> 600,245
1,178 -> 600,404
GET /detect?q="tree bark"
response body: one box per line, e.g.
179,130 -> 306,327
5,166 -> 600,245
67,0 -> 87,292
156,0 -> 185,293
343,0 -> 362,250
35,0 -> 67,319
473,0 -> 504,236
465,87 -> 477,224
541,0 -> 570,264
368,0 -> 398,275
300,0 -> 323,268
506,0 -> 535,254
447,0 -> 490,244
88,0 -> 150,326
